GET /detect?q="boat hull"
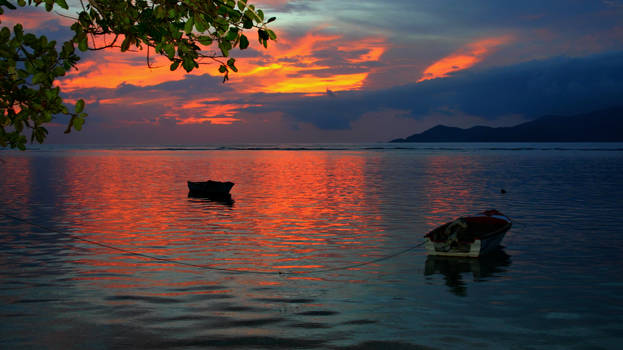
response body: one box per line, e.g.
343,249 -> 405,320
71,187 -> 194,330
187,181 -> 234,197
425,210 -> 512,257
425,230 -> 508,257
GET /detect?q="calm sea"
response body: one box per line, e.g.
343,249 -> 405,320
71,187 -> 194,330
1,143 -> 622,349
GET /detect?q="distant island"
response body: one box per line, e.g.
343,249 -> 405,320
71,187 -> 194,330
391,107 -> 623,142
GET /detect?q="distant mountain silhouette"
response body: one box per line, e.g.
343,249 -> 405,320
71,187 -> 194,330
391,107 -> 623,142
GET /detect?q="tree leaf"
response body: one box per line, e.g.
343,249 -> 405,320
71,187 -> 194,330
197,36 -> 213,46
242,16 -> 253,29
75,99 -> 85,113
73,117 -> 85,131
120,36 -> 131,51
227,58 -> 238,72
14,24 -> 23,39
194,14 -> 207,32
258,29 -> 269,41
164,43 -> 175,58
182,58 -> 195,72
55,0 -> 68,10
32,72 -> 47,85
184,18 -> 194,34
53,66 -> 65,77
2,0 -> 16,9
225,28 -> 238,41
78,36 -> 88,51
266,29 -> 276,40
239,34 -> 249,49
219,41 -> 230,56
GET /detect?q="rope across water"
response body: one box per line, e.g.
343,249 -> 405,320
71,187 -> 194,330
1,211 -> 426,275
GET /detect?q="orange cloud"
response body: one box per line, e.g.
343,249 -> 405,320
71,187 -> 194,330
60,30 -> 387,95
179,117 -> 240,125
56,27 -> 389,129
246,71 -> 368,94
60,50 -> 204,91
417,36 -> 512,82
98,95 -> 173,106
0,11 -> 204,92
92,93 -> 257,126
338,38 -> 387,64
176,100 -> 261,125
227,32 -> 388,94
180,97 -> 222,110
6,6 -> 388,96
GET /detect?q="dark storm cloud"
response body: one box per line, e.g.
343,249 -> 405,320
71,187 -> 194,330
258,51 -> 623,129
299,0 -> 617,32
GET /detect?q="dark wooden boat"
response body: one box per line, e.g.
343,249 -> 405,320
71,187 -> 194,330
424,210 -> 512,257
187,180 -> 234,197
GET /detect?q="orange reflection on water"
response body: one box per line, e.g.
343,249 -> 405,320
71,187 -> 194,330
423,155 -> 480,229
0,156 -> 33,214
54,151 -> 387,291
0,156 -> 34,278
143,289 -> 233,297
56,152 -> 202,286
242,152 -> 380,245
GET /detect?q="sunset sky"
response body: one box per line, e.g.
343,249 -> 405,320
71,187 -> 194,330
4,0 -> 623,143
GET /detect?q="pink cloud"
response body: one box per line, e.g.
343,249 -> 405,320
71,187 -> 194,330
417,36 -> 513,82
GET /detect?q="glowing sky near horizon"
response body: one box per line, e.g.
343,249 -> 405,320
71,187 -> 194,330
2,0 -> 623,142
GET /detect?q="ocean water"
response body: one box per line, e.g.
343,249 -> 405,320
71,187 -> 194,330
1,143 -> 622,349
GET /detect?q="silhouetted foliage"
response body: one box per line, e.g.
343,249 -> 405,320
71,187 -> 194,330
0,0 -> 276,149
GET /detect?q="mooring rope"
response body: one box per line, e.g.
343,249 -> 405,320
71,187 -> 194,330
0,211 -> 426,275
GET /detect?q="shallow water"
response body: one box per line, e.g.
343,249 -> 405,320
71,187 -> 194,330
1,144 -> 622,349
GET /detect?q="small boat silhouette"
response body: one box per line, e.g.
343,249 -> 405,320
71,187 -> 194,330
425,210 -> 512,257
187,180 -> 234,198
